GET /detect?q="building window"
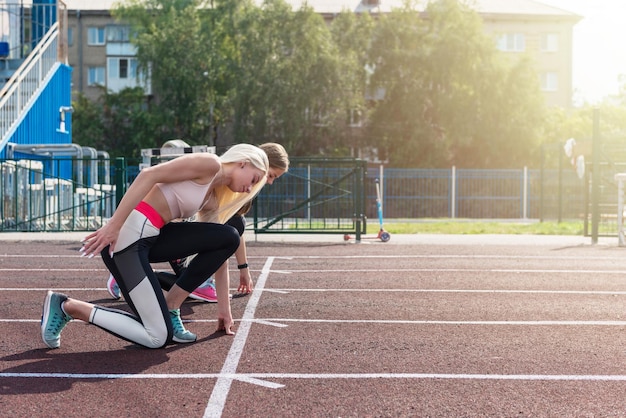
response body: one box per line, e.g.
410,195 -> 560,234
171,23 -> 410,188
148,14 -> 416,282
496,33 -> 525,52
541,72 -> 558,92
87,27 -> 105,45
119,59 -> 128,78
541,33 -> 559,52
67,27 -> 74,47
107,25 -> 131,43
108,57 -> 139,80
88,66 -> 105,86
347,108 -> 362,127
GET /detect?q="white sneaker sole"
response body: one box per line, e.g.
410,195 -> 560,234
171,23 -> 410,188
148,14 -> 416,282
41,291 -> 59,349
188,292 -> 233,303
172,334 -> 197,343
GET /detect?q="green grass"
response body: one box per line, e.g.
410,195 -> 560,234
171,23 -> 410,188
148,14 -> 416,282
377,219 -> 586,235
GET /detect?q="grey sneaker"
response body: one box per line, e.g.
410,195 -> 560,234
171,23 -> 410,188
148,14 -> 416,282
41,291 -> 72,349
169,309 -> 197,343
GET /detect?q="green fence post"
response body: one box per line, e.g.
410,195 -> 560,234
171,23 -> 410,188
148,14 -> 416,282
354,160 -> 362,241
591,107 -> 600,244
558,143 -> 563,223
114,157 -> 127,208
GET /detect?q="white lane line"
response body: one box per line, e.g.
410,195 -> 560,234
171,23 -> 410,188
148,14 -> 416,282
4,372 -> 626,382
259,269 -> 626,274
203,257 -> 277,418
5,319 -> 626,326
0,269 -> 107,272
255,319 -> 626,326
0,288 -> 116,292
4,268 -> 626,275
261,289 -> 626,295
2,254 -> 625,260
3,288 -> 626,299
268,255 -> 626,261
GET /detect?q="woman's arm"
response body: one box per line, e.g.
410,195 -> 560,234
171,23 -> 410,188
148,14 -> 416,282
214,261 -> 235,335
236,237 -> 253,293
81,153 -> 220,257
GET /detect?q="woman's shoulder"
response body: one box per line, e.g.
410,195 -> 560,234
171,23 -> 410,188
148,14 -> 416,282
178,152 -> 220,170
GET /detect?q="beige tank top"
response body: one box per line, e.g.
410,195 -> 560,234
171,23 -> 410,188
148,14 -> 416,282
156,180 -> 211,219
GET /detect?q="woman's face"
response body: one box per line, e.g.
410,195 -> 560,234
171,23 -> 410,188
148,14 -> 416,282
229,161 -> 265,193
266,167 -> 286,185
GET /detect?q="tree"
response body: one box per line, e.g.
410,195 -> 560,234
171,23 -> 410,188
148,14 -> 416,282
72,87 -> 158,158
367,0 -> 546,168
71,91 -> 105,152
328,11 -> 375,155
114,0 -> 226,146
228,0 -> 358,155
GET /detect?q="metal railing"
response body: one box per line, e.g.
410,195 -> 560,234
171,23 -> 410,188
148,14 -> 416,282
1,157 -> 116,231
253,158 -> 368,238
0,2 -> 67,145
0,157 -> 609,234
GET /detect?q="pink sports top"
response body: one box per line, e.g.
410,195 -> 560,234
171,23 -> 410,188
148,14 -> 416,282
156,180 -> 211,219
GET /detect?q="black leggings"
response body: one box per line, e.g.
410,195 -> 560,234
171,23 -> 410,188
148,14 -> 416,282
155,215 -> 246,291
95,219 -> 239,348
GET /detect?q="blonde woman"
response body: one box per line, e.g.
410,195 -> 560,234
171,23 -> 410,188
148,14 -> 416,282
106,143 -> 290,302
41,144 -> 268,349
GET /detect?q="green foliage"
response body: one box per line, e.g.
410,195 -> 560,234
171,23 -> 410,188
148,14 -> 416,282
72,87 -> 158,158
114,0 -> 226,145
228,0 -> 362,155
367,0 -> 545,168
76,0 -> 578,169
71,91 -> 105,151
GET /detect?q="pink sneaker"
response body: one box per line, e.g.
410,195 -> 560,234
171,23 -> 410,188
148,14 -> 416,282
189,278 -> 218,303
188,278 -> 232,303
106,274 -> 121,299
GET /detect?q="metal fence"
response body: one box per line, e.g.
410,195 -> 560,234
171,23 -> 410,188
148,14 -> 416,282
253,158 -> 367,237
0,157 -> 606,233
371,166 -> 586,221
0,158 -> 116,231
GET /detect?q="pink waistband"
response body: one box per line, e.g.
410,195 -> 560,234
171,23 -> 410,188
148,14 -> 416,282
135,201 -> 166,229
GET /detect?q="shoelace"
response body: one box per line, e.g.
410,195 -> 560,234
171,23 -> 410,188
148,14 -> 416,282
46,311 -> 69,334
169,309 -> 188,334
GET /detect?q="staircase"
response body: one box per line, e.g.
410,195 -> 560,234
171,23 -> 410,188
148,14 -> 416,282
0,1 -> 71,158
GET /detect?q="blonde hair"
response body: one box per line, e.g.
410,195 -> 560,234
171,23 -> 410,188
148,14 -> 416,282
198,143 -> 269,224
183,143 -> 285,268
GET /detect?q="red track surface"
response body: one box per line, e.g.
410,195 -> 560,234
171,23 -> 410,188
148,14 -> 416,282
2,236 -> 626,417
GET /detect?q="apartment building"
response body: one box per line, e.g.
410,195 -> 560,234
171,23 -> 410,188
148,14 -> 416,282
64,0 -> 148,100
63,0 -> 581,107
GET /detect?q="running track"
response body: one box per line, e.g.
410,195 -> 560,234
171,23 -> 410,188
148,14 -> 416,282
1,233 -> 626,417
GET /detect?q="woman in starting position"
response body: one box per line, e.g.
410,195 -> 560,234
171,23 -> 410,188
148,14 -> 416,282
41,143 -> 268,349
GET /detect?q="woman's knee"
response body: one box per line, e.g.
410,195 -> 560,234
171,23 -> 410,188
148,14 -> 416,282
224,225 -> 241,251
144,324 -> 170,348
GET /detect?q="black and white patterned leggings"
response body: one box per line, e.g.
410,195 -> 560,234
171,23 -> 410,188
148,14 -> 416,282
90,204 -> 239,348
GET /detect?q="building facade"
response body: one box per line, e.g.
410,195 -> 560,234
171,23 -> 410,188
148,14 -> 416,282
65,0 -> 149,101
63,0 -> 581,107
